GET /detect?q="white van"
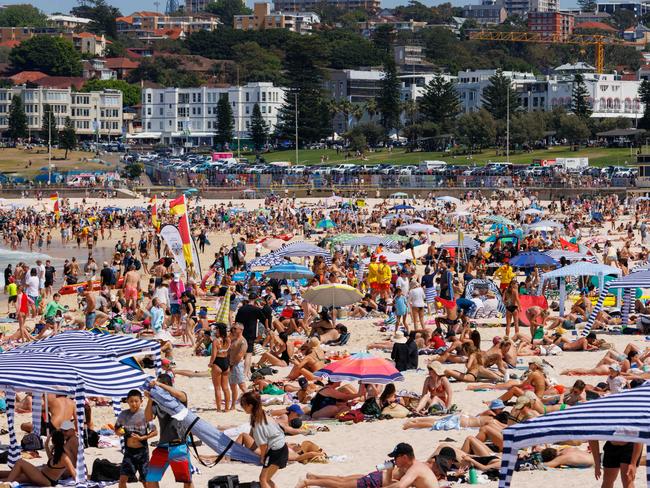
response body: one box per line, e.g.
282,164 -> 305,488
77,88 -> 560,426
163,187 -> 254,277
419,160 -> 447,172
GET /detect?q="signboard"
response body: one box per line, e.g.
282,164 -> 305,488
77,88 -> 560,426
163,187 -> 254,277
212,152 -> 234,161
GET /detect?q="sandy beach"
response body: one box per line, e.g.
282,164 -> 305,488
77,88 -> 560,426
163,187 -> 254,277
0,194 -> 643,488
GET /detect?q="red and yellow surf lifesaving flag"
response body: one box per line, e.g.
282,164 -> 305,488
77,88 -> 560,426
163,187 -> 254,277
51,193 -> 60,220
150,195 -> 160,232
169,194 -> 193,268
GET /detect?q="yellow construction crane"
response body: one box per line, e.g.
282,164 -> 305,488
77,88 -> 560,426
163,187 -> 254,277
468,31 -> 625,74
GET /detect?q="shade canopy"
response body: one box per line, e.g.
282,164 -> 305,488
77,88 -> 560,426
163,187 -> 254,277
247,241 -> 331,268
539,261 -> 621,288
509,252 -> 558,268
264,263 -> 314,280
439,237 -> 481,250
302,284 -> 363,308
396,223 -> 440,234
315,352 -> 404,384
498,383 -> 650,488
544,249 -> 598,263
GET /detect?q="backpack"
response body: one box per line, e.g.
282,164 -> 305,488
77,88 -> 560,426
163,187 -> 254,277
360,398 -> 382,418
90,458 -> 122,482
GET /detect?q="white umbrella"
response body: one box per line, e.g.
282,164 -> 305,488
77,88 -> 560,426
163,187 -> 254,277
396,223 -> 440,234
302,284 -> 363,308
436,196 -> 461,206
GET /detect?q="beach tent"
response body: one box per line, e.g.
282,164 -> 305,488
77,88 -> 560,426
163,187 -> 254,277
247,241 -> 331,268
583,270 -> 650,336
464,279 -> 506,316
538,262 -> 622,315
498,383 -> 650,488
0,351 -> 150,487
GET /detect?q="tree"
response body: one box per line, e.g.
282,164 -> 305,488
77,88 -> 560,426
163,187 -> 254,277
454,109 -> 496,151
82,79 -> 141,107
371,24 -> 395,56
482,69 -> 519,120
10,36 -> 82,76
7,96 -> 27,141
612,8 -> 636,30
347,123 -> 384,147
123,161 -> 143,180
71,0 -> 121,38
419,74 -> 460,131
250,102 -> 269,151
577,0 -> 597,11
638,79 -> 650,131
510,112 -> 545,147
571,73 -> 592,119
557,114 -> 590,145
233,42 -> 284,85
128,57 -> 202,88
41,104 -> 58,145
59,116 -> 77,159
206,0 -> 252,25
276,37 -> 330,145
214,96 -> 234,147
377,57 -> 401,137
0,4 -> 46,27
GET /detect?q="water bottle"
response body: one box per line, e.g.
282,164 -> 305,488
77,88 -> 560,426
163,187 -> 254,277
504,370 -> 510,382
375,460 -> 395,471
469,467 -> 478,484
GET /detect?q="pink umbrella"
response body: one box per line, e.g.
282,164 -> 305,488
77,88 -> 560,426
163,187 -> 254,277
315,352 -> 404,384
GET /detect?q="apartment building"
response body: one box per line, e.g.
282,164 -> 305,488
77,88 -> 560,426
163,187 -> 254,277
0,28 -> 107,56
597,0 -> 650,16
116,11 -> 221,38
456,68 -> 643,118
140,82 -> 286,145
462,1 -> 508,25
234,3 -> 319,33
0,86 -> 122,137
47,14 -> 92,30
528,11 -> 575,40
273,0 -> 380,13
185,0 -> 211,13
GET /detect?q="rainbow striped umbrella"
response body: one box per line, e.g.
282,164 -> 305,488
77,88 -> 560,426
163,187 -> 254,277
315,352 -> 404,384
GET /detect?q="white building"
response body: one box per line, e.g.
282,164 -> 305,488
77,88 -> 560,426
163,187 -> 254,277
455,68 -> 643,119
47,14 -> 93,29
140,82 -> 286,146
0,86 -> 122,138
400,73 -> 458,102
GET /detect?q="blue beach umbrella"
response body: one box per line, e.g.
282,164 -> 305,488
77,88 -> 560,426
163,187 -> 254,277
509,251 -> 558,268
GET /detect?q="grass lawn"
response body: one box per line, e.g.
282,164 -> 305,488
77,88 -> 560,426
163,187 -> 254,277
259,146 -> 639,167
0,148 -> 110,177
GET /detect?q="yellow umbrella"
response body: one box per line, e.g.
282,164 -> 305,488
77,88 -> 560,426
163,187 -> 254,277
215,287 -> 231,326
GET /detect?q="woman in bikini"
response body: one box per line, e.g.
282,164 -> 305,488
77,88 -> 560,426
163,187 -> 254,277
503,280 -> 520,337
286,342 -> 326,381
0,430 -> 75,486
256,331 -> 294,367
444,343 -> 503,383
415,361 -> 453,414
210,322 -> 231,412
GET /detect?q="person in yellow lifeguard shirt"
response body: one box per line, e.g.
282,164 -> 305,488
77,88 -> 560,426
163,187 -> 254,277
367,254 -> 380,298
6,278 -> 17,314
494,259 -> 515,293
377,255 -> 392,300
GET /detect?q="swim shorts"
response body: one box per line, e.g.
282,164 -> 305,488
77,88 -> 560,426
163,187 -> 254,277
145,443 -> 192,483
228,362 -> 246,385
603,442 -> 638,468
120,446 -> 149,480
124,286 -> 138,300
357,470 -> 383,488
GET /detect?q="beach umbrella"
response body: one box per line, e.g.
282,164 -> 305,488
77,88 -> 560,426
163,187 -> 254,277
509,251 -> 559,268
389,192 -> 408,199
390,204 -> 415,211
482,215 -> 516,226
262,238 -> 284,250
521,208 -> 545,216
452,210 -> 471,218
362,251 -> 407,265
315,352 -> 404,384
302,283 -> 363,308
215,287 -> 231,326
316,218 -> 336,229
264,263 -> 314,280
184,188 -> 199,195
436,196 -> 461,206
396,223 -> 440,234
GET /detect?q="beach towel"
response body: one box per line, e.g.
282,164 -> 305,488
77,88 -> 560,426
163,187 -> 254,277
16,480 -> 116,488
518,295 -> 549,326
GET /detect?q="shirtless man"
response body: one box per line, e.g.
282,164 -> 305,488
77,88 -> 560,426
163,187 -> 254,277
228,323 -> 248,411
20,394 -> 75,434
296,443 -> 438,488
122,264 -> 140,312
83,289 -> 96,330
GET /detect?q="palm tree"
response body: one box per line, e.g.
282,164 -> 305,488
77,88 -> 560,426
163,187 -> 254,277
326,99 -> 341,140
364,99 -> 378,122
401,99 -> 418,125
351,103 -> 364,126
339,100 -> 354,132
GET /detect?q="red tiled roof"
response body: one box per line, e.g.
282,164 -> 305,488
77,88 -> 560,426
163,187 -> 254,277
104,57 -> 140,69
0,40 -> 20,48
150,28 -> 183,39
10,70 -> 47,84
575,21 -> 617,32
33,76 -> 85,90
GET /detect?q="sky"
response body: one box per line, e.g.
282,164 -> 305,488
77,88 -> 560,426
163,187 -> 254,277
14,0 -> 580,15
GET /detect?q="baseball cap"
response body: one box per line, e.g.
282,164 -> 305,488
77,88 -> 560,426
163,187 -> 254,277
489,399 -> 505,410
161,358 -> 174,367
609,363 -> 621,372
388,443 -> 414,458
297,377 -> 308,389
61,420 -> 75,431
287,404 -> 304,416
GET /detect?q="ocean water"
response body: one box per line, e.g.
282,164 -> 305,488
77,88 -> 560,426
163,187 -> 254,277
0,249 -> 61,287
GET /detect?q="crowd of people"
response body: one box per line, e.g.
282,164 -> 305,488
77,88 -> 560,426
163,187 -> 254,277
0,190 -> 648,487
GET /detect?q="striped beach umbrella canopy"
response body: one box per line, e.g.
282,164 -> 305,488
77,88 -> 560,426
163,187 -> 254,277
315,352 -> 404,384
498,383 -> 650,488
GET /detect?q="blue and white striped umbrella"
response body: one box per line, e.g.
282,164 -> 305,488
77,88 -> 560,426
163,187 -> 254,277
498,383 -> 650,488
248,241 -> 331,269
15,330 -> 161,361
544,249 -> 598,264
439,237 -> 480,250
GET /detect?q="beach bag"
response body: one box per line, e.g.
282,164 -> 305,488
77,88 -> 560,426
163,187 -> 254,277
360,398 -> 382,417
90,458 -> 121,482
208,475 -> 239,488
381,403 -> 411,419
21,432 -> 43,451
337,410 -> 364,423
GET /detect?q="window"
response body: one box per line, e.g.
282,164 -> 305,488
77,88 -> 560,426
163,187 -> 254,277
262,92 -> 266,102
159,108 -> 163,116
245,92 -> 249,102
245,106 -> 249,114
147,121 -> 151,129
159,93 -> 163,103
